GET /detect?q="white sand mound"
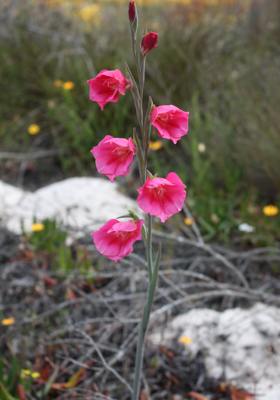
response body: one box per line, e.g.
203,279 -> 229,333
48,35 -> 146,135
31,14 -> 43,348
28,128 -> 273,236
151,303 -> 280,400
0,178 -> 138,235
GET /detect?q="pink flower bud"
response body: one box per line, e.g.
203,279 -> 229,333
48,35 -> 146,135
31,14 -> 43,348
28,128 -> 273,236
137,172 -> 187,223
128,0 -> 136,23
92,219 -> 144,261
141,32 -> 158,56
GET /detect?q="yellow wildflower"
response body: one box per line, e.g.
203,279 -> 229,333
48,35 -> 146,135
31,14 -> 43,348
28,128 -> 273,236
1,317 -> 15,326
79,4 -> 101,23
63,81 -> 75,90
149,141 -> 163,151
21,369 -> 31,379
31,223 -> 45,233
178,335 -> 192,345
263,205 -> 279,217
28,124 -> 40,136
21,369 -> 40,379
53,79 -> 63,88
31,372 -> 40,379
184,217 -> 193,226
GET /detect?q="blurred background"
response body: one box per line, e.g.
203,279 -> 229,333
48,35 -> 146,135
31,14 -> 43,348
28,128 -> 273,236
0,0 -> 279,244
0,1 -> 280,398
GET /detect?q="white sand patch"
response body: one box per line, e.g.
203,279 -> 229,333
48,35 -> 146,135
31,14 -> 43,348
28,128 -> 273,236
0,178 -> 138,235
151,303 -> 280,400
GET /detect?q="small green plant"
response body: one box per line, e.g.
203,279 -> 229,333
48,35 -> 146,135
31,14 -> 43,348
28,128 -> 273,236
0,357 -> 21,400
28,219 -> 92,274
28,219 -> 67,253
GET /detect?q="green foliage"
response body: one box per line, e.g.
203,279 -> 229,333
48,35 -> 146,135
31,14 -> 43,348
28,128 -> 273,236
28,219 -> 67,253
0,358 -> 21,400
28,219 -> 92,274
0,2 -> 279,244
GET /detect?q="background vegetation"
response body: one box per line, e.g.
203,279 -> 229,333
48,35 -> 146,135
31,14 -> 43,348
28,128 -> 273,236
0,0 -> 279,243
1,1 -> 280,398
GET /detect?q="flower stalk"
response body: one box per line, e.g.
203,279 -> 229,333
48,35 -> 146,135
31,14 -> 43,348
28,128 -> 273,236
89,2 -> 189,397
132,234 -> 160,400
128,6 -> 160,399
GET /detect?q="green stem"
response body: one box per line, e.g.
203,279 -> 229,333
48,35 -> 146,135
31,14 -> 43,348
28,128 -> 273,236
146,215 -> 153,282
140,57 -> 146,106
132,217 -> 158,400
129,17 -> 160,400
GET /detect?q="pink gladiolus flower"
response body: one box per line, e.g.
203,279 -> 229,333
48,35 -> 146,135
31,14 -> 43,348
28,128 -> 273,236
87,69 -> 131,110
150,105 -> 189,144
92,219 -> 144,261
141,32 -> 158,56
91,135 -> 136,181
137,172 -> 186,223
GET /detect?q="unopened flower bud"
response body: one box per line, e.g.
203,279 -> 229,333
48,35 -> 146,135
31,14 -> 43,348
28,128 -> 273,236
128,0 -> 136,23
141,32 -> 158,56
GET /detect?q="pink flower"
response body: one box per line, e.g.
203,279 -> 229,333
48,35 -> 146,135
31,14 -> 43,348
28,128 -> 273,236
87,69 -> 131,110
150,105 -> 189,144
91,135 -> 136,181
137,172 -> 186,223
92,219 -> 144,261
141,32 -> 158,56
128,0 -> 136,23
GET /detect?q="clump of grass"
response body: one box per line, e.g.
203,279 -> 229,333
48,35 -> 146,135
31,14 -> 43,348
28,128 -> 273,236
27,219 -> 92,274
0,357 -> 21,400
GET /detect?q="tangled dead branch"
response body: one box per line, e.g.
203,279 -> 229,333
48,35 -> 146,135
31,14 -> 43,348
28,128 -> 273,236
0,219 -> 279,398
